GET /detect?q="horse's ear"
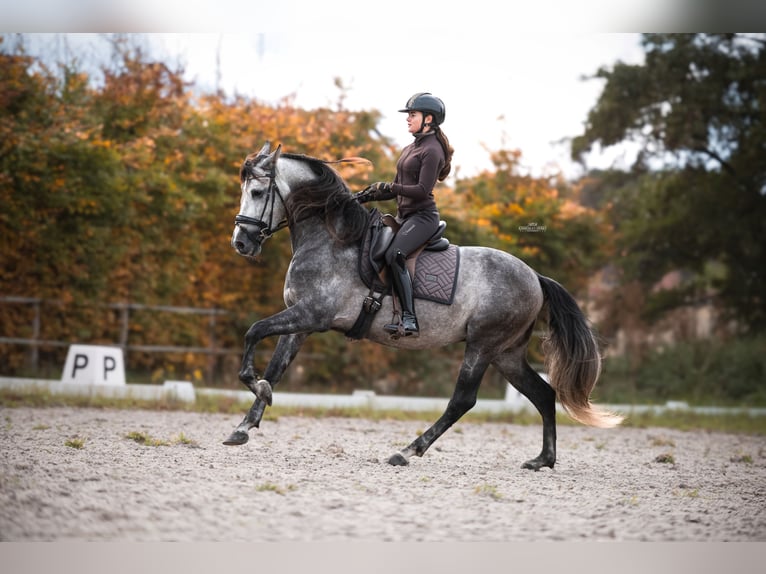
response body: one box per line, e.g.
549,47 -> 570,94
272,144 -> 282,163
257,142 -> 272,156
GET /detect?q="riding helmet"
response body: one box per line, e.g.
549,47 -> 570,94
399,92 -> 446,125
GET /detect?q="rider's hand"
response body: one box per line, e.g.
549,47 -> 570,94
354,182 -> 391,204
368,182 -> 391,194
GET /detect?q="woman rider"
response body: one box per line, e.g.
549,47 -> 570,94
355,92 -> 454,337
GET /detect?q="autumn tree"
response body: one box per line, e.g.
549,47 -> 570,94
0,35 -> 400,384
452,147 -> 611,295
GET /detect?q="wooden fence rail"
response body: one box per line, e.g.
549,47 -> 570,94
0,296 -> 239,380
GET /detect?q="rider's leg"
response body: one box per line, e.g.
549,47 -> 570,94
383,212 -> 438,337
384,250 -> 419,336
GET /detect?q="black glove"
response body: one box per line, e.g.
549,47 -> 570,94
354,182 -> 391,204
368,182 -> 392,194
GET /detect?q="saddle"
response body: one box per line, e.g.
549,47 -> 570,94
369,214 -> 450,274
347,209 -> 460,340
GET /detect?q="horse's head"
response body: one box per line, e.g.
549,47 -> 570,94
231,142 -> 288,259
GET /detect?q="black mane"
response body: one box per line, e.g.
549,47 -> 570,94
282,153 -> 370,244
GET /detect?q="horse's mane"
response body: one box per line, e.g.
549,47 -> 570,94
281,153 -> 369,245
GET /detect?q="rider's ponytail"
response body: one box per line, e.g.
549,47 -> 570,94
435,127 -> 454,181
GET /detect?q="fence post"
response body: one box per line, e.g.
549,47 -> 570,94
27,299 -> 41,372
207,312 -> 217,384
118,304 -> 130,367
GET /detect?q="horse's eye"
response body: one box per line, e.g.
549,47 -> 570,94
250,187 -> 263,198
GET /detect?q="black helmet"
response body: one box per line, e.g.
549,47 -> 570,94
398,92 -> 446,125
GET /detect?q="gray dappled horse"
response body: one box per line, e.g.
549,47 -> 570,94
227,142 -> 622,470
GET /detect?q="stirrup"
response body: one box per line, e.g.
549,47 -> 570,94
383,313 -> 401,335
384,312 -> 419,337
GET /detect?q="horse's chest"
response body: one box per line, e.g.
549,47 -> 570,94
283,262 -> 334,305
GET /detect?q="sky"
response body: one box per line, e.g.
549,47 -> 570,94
3,1 -> 680,180
147,32 -> 646,180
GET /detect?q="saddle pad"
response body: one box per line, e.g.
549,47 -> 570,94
411,245 -> 460,305
357,210 -> 460,305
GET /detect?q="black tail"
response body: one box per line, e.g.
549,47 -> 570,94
538,275 -> 623,428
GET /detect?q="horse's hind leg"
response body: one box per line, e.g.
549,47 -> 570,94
224,333 -> 307,446
389,345 -> 490,466
493,350 -> 557,470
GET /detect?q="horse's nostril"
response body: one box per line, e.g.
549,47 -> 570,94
235,241 -> 246,252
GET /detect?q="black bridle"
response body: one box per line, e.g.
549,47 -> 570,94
234,162 -> 289,243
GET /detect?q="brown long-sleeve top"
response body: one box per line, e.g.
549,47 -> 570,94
376,130 -> 445,219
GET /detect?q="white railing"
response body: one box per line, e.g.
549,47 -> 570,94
1,376 -> 765,418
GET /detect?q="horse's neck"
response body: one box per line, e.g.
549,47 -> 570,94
289,218 -> 332,251
288,217 -> 361,263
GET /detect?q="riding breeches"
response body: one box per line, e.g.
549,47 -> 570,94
385,210 -> 440,266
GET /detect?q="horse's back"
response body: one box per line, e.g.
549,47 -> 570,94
456,245 -> 543,312
364,245 -> 543,350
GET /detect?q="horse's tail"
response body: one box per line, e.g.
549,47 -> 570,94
538,274 -> 623,428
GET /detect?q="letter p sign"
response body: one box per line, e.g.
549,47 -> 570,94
62,345 -> 126,386
71,353 -> 89,378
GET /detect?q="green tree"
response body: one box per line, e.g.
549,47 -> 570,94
572,33 -> 766,332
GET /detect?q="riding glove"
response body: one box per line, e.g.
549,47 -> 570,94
354,182 -> 391,204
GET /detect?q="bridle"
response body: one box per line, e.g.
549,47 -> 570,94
234,161 -> 289,243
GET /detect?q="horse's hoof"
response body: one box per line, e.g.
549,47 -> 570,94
521,456 -> 555,471
223,431 -> 250,446
254,379 -> 273,406
388,453 -> 409,466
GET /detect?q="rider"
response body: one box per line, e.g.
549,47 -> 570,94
355,92 -> 454,337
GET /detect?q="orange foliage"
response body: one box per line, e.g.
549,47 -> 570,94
0,39 -> 610,392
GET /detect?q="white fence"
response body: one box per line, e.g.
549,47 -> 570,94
1,376 -> 765,418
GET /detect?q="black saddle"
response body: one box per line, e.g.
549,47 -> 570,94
369,214 -> 450,275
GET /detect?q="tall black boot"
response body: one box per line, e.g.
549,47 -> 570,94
384,251 -> 419,337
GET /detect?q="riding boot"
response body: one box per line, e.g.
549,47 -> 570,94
384,252 -> 419,337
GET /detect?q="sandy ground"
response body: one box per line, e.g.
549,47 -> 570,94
0,406 -> 764,542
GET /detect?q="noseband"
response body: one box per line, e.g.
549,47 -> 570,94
234,162 -> 289,243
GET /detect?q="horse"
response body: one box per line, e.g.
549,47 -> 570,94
226,141 -> 623,470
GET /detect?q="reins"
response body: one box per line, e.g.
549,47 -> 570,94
322,157 -> 373,168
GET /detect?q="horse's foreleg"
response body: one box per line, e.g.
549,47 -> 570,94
238,308 -> 313,402
388,347 -> 490,466
224,398 -> 267,446
493,352 -> 557,470
225,332 -> 308,446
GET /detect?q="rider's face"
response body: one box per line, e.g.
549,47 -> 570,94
406,111 -> 424,134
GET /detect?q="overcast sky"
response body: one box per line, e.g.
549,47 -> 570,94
3,2 -> 670,179
147,32 -> 645,180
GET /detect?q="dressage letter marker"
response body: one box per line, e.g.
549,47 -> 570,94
61,345 -> 126,385
72,354 -> 89,378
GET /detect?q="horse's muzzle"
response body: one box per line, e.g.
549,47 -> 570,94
231,229 -> 262,258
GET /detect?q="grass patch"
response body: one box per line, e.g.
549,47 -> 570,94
255,482 -> 297,495
730,454 -> 753,464
654,453 -> 676,464
618,410 -> 766,434
474,484 -> 504,501
64,437 -> 86,449
2,387 -> 766,435
173,432 -> 199,446
125,430 -> 170,447
124,430 -> 198,447
677,488 -> 699,498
